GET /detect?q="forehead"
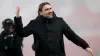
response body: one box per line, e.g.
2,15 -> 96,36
42,4 -> 52,10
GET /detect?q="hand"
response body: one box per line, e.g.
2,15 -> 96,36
86,47 -> 94,56
16,6 -> 20,17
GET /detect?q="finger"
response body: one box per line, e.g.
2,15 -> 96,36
16,6 -> 20,9
16,6 -> 20,11
87,49 -> 94,56
91,52 -> 94,56
89,51 -> 94,56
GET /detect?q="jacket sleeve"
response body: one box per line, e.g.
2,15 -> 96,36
0,34 -> 2,43
0,32 -> 5,50
62,18 -> 90,49
14,16 -> 32,37
0,34 -> 3,50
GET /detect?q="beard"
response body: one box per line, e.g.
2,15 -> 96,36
45,13 -> 53,19
46,15 -> 53,19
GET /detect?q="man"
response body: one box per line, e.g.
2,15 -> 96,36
0,18 -> 23,56
14,2 -> 94,56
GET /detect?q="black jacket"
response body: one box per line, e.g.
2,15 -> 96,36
0,30 -> 23,56
14,13 -> 89,56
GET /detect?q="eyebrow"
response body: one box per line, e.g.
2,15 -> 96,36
45,7 -> 52,11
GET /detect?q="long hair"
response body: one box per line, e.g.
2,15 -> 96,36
38,2 -> 50,16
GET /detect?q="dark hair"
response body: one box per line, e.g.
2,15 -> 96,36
38,2 -> 50,16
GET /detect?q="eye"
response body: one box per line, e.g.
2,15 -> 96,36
45,8 -> 49,11
45,7 -> 52,11
50,8 -> 52,10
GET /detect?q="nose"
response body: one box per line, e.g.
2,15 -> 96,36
49,9 -> 53,13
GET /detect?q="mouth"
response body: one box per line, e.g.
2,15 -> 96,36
48,12 -> 53,15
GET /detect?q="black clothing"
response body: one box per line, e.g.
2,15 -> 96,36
0,31 -> 23,56
14,13 -> 89,56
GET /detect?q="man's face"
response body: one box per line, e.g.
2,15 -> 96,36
8,26 -> 14,33
40,4 -> 53,18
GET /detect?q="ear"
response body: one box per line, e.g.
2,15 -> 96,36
39,11 -> 42,15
